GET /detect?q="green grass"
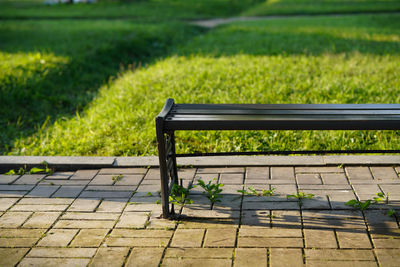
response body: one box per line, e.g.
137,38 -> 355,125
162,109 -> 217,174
4,0 -> 398,19
0,19 -> 203,153
2,1 -> 400,156
0,0 -> 261,20
8,14 -> 400,156
243,0 -> 400,16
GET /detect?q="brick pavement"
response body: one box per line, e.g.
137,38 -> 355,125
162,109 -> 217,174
0,165 -> 399,266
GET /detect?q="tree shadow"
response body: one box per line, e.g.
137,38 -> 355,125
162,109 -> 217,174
0,20 -> 205,153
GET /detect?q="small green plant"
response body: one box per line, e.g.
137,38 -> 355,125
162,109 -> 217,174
346,192 -> 389,211
5,162 -> 53,175
373,192 -> 389,204
169,183 -> 193,207
112,174 -> 123,182
5,169 -> 16,175
238,186 -> 275,197
345,199 -> 372,210
146,192 -> 153,197
29,161 -> 53,174
155,200 -> 161,204
197,178 -> 224,207
287,191 -> 314,206
5,166 -> 27,175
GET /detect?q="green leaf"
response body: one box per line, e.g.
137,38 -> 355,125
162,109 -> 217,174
17,167 -> 26,175
376,192 -> 385,198
169,183 -> 193,207
305,193 -> 314,199
5,169 -> 16,175
29,167 -> 46,174
345,199 -> 358,207
197,178 -> 224,206
360,200 -> 371,210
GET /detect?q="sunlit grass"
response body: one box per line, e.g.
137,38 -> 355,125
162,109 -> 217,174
11,14 -> 400,156
243,0 -> 400,16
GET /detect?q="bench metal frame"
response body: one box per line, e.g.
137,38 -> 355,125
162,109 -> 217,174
156,98 -> 400,218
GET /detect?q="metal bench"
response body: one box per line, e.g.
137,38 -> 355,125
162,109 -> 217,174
156,98 -> 400,218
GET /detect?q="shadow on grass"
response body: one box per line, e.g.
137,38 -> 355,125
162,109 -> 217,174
0,21 -> 205,153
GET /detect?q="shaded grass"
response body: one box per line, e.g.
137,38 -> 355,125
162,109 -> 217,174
0,20 -> 203,153
0,0 -> 262,20
11,14 -> 400,156
243,0 -> 400,16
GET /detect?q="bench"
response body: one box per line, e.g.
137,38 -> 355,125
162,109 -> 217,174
156,98 -> 400,218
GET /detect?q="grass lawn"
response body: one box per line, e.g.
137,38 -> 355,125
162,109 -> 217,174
0,0 -> 261,20
7,14 -> 400,156
0,19 -> 202,153
2,1 -> 400,156
243,0 -> 400,16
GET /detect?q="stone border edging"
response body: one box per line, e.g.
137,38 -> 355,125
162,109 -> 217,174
0,155 -> 399,172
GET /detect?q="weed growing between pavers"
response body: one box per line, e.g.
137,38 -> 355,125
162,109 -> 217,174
287,192 -> 315,207
169,181 -> 194,214
167,178 -> 226,215
4,161 -> 53,175
111,174 -> 123,182
238,186 -> 276,197
345,192 -> 397,217
197,178 -> 224,208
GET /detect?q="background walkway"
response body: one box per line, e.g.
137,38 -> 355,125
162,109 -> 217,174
190,11 -> 400,28
0,158 -> 399,266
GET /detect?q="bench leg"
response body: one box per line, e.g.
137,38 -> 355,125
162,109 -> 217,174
156,127 -> 179,218
156,126 -> 171,218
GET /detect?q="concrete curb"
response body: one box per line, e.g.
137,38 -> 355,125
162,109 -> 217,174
0,155 -> 399,172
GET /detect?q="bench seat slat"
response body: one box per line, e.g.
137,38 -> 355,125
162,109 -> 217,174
165,103 -> 400,131
170,109 -> 400,115
173,104 -> 400,110
165,120 -> 400,131
167,115 -> 400,120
